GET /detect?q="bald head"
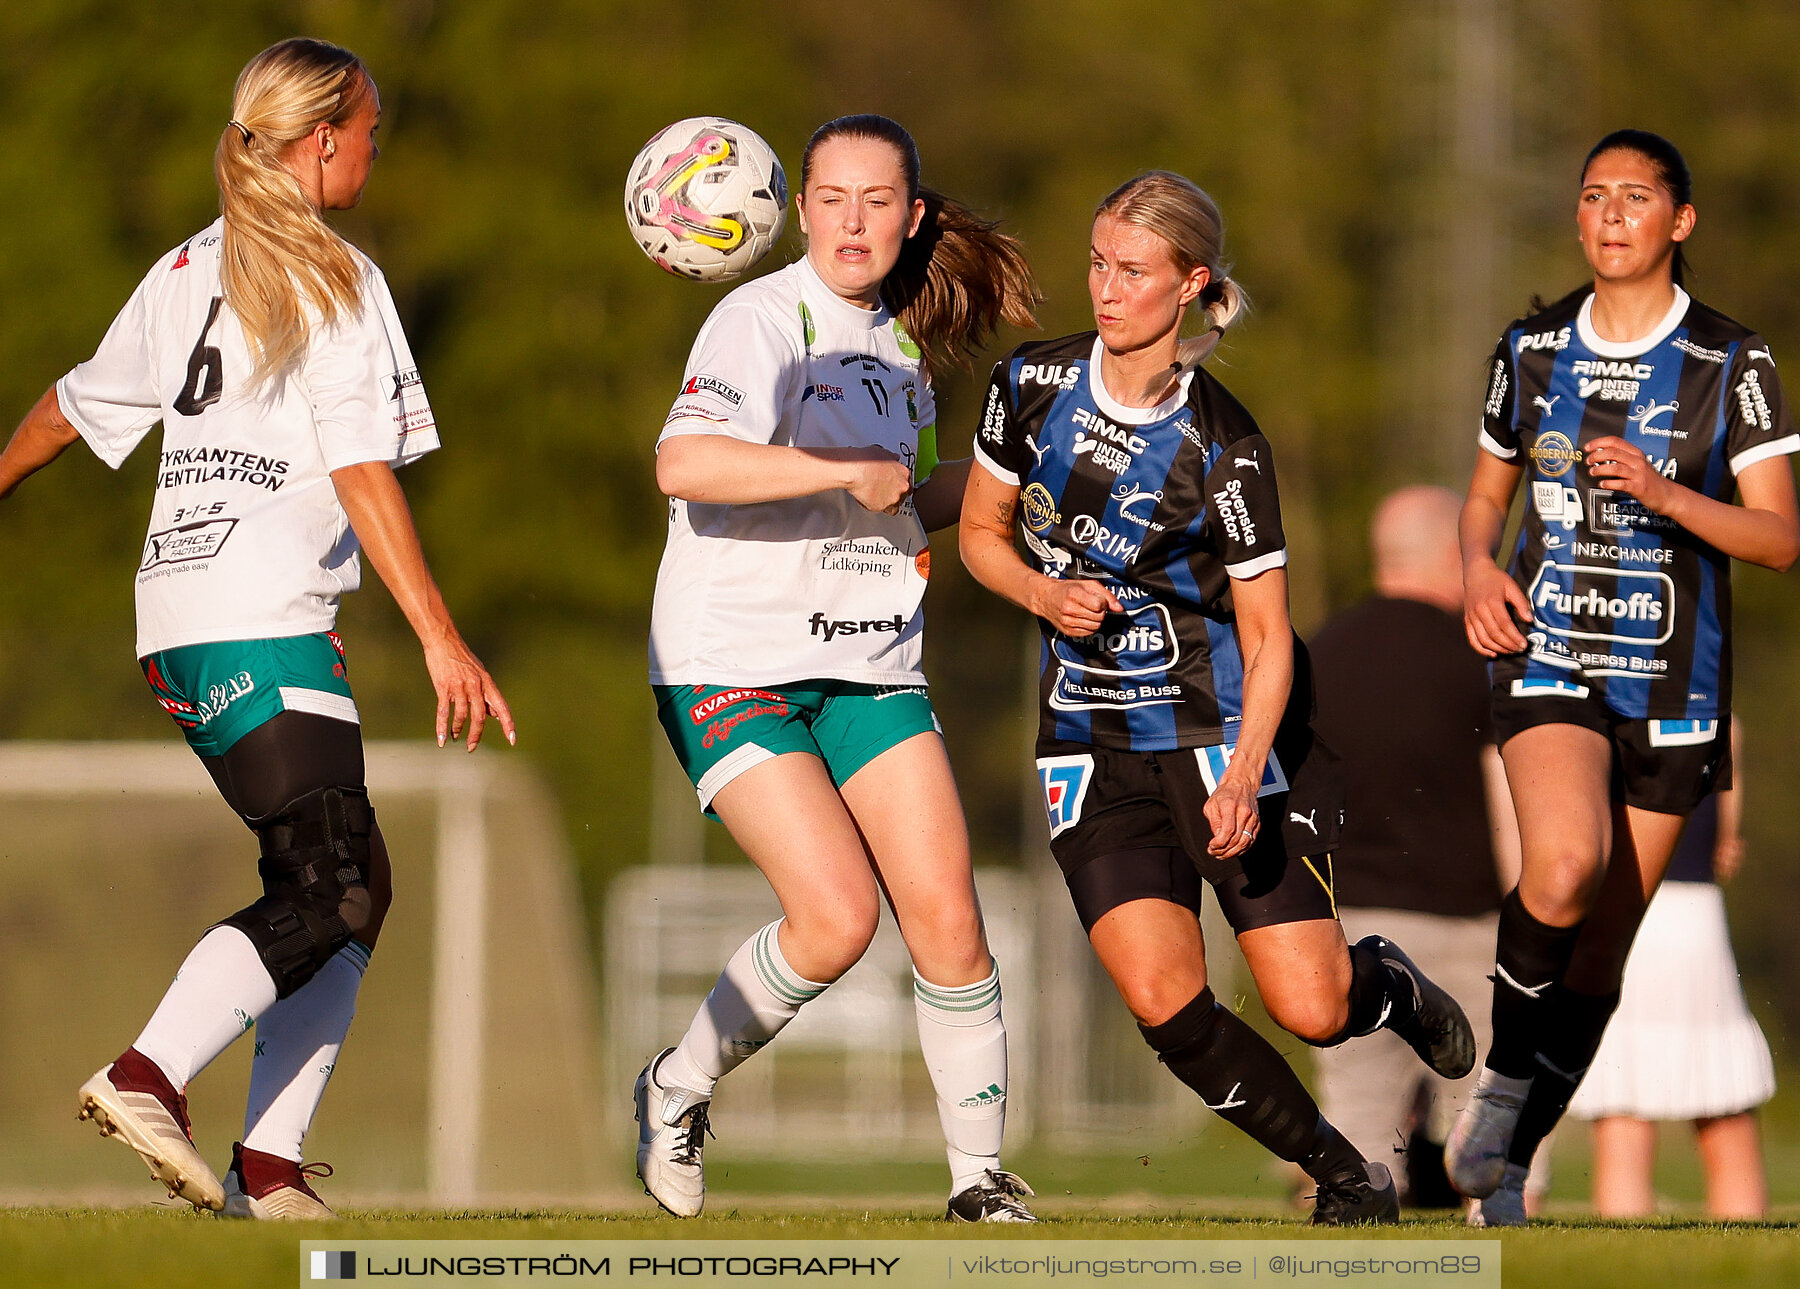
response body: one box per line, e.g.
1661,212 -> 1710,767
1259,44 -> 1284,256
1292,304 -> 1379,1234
1370,485 -> 1464,612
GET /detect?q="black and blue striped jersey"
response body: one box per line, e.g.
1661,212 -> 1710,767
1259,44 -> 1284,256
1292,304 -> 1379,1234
974,331 -> 1291,752
1480,286 -> 1798,721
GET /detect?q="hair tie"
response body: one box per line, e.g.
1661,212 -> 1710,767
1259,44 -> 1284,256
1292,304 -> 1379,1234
229,120 -> 254,145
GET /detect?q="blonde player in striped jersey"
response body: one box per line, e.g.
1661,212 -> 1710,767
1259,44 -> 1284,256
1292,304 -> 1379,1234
636,115 -> 1041,1221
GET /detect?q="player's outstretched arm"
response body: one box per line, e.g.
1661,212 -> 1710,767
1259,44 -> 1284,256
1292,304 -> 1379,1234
0,387 -> 81,501
959,463 -> 1119,633
330,460 -> 516,751
656,433 -> 912,514
1460,452 -> 1530,657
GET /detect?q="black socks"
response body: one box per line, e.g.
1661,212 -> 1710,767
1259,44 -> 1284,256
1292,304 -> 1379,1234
1506,985 -> 1621,1166
1486,889 -> 1584,1078
1141,987 -> 1364,1183
1339,937 -> 1418,1044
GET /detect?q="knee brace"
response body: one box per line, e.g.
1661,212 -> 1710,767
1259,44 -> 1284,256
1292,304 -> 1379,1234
219,785 -> 374,998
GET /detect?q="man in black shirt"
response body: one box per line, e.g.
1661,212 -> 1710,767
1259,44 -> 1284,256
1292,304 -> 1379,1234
1309,486 -> 1530,1206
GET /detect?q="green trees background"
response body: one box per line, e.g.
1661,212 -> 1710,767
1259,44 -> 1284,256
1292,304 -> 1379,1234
3,2 -> 1798,1039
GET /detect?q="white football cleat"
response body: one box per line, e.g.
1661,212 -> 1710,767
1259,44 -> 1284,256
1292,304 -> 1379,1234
635,1048 -> 712,1218
222,1142 -> 336,1219
1445,1070 -> 1532,1199
77,1050 -> 225,1212
1467,1162 -> 1530,1227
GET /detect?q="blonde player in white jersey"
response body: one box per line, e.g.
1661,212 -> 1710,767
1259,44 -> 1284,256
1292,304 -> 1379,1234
0,38 -> 511,1217
636,114 -> 1041,1221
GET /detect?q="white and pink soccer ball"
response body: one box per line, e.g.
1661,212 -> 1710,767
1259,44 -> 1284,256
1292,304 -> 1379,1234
624,116 -> 788,283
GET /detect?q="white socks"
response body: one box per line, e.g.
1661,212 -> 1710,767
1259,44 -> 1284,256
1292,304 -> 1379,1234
659,920 -> 827,1095
914,963 -> 1008,1195
133,926 -> 279,1088
657,922 -> 1011,1197
243,941 -> 371,1161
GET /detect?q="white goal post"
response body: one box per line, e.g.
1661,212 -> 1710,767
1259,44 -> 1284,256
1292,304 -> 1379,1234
0,740 -> 610,1206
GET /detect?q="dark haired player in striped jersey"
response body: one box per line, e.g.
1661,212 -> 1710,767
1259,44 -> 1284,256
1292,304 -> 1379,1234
1448,130 -> 1800,1226
962,171 -> 1474,1226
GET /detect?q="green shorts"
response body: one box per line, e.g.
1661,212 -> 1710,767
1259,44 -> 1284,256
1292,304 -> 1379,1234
141,632 -> 359,758
655,680 -> 940,817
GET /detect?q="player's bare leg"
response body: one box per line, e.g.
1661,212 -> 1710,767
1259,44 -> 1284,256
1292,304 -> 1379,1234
843,734 -> 1034,1221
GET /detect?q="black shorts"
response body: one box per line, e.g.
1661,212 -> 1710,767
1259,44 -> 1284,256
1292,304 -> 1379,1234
1489,681 -> 1730,816
1037,723 -> 1345,935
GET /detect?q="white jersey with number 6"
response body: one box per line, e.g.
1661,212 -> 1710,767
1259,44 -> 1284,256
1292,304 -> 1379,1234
57,218 -> 439,659
650,257 -> 937,687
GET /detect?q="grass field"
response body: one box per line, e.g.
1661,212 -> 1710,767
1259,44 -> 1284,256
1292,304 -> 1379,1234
2,1204 -> 1798,1289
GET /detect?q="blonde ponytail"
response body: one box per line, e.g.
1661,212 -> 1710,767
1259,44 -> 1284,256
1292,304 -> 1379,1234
215,38 -> 370,389
1097,171 -> 1249,370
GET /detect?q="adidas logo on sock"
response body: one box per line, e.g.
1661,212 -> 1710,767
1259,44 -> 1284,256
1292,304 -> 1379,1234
959,1083 -> 1005,1108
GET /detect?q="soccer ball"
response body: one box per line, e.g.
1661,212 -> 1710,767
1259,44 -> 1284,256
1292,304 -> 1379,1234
624,117 -> 788,283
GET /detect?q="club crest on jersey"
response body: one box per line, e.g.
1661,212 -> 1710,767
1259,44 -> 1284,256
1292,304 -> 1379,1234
1528,431 -> 1580,478
1111,481 -> 1165,529
1037,753 -> 1094,837
1629,399 -> 1683,437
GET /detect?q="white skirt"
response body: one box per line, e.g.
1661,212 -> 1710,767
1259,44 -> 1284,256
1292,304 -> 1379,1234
1568,881 -> 1776,1121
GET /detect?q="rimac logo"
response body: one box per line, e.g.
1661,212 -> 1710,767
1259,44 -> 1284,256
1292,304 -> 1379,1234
682,374 -> 743,406
140,518 -> 238,571
1572,359 -> 1652,404
1018,362 -> 1081,389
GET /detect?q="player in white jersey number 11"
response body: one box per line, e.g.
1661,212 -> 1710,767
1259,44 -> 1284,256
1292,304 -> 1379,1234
638,114 -> 1041,1223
